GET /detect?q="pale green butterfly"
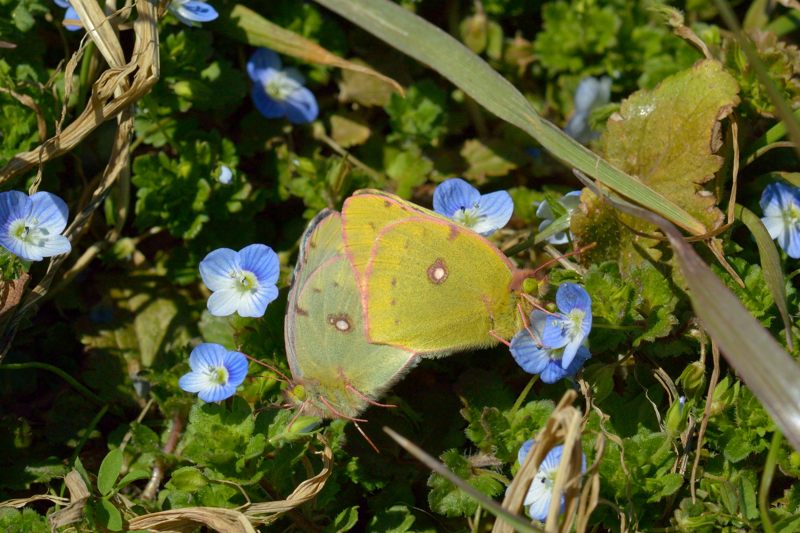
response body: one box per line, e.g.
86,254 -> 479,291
284,209 -> 418,420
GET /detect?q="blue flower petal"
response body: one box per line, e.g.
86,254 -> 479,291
199,383 -> 236,402
510,330 -> 551,375
30,192 -> 69,234
537,219 -> 570,245
251,85 -> 288,119
539,360 -> 570,384
541,313 -> 569,349
786,223 -> 800,259
62,5 -> 81,31
174,0 -> 217,22
178,371 -> 211,393
433,178 -> 481,217
556,282 -> 592,315
239,243 -> 279,284
283,86 -> 319,124
223,350 -> 249,386
247,48 -> 281,82
218,165 -> 232,184
53,0 -> 70,8
207,288 -> 242,317
190,343 -> 227,371
518,439 -> 535,465
199,248 -> 240,291
560,191 -> 582,211
472,190 -> 513,235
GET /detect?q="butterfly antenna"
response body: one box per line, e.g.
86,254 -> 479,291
520,292 -> 559,317
241,353 -> 291,384
353,421 -> 380,454
529,241 -> 597,277
319,396 -> 368,423
345,383 -> 398,409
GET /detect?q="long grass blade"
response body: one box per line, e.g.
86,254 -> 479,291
734,204 -> 794,349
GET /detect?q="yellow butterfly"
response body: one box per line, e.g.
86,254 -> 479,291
341,190 -> 534,355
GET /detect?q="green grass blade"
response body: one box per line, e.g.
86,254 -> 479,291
383,427 -> 542,533
575,172 -> 800,452
313,0 -> 707,235
735,204 -> 794,350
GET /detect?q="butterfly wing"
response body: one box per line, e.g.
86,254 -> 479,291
285,211 -> 417,419
362,216 -> 520,354
342,190 -> 452,288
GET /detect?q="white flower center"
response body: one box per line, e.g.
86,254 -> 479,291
10,218 -> 47,247
785,204 -> 800,226
205,365 -> 229,386
264,71 -> 301,101
566,309 -> 585,338
230,269 -> 259,294
454,204 -> 482,228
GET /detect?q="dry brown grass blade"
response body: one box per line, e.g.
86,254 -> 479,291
225,4 -> 403,96
127,437 -> 332,530
128,507 -> 258,533
0,0 -> 159,183
48,469 -> 91,530
493,390 -> 585,533
0,494 -> 69,509
0,0 -> 155,358
243,436 -> 333,523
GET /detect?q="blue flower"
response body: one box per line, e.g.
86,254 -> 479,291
760,181 -> 800,258
432,178 -> 513,236
246,48 -> 318,125
199,244 -> 279,317
517,440 -> 586,522
178,343 -> 248,402
510,310 -> 591,383
217,165 -> 232,185
535,190 -> 581,245
53,0 -> 81,31
168,0 -> 218,26
540,283 -> 593,369
564,76 -> 611,144
0,191 -> 72,262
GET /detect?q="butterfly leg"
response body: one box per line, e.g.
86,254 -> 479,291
345,383 -> 398,409
319,395 -> 368,423
488,329 -> 511,347
241,352 -> 291,384
353,421 -> 380,454
516,301 -> 542,347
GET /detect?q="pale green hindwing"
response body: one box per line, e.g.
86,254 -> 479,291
285,210 -> 417,419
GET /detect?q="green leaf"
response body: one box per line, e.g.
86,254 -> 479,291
328,506 -> 359,532
427,450 -> 504,517
97,448 -> 124,496
384,145 -> 434,199
167,467 -> 208,492
368,504 -> 417,532
116,469 -> 150,491
460,139 -> 523,180
95,498 -> 123,531
385,80 -> 447,146
600,59 -> 739,232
